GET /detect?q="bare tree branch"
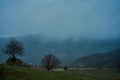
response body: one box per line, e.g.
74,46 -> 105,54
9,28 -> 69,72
41,54 -> 61,70
1,38 -> 24,65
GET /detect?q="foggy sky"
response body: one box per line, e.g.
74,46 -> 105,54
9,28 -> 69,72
0,0 -> 120,39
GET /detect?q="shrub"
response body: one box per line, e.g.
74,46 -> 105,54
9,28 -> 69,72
6,58 -> 24,66
64,66 -> 68,70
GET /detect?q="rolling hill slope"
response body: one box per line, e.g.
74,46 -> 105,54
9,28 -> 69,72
72,48 -> 120,68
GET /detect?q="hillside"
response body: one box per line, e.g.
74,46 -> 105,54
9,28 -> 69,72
0,35 -> 120,65
72,49 -> 120,68
0,65 -> 119,80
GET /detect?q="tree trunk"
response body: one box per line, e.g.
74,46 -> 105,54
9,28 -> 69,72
12,56 -> 16,65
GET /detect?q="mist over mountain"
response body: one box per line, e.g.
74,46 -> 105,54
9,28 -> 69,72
1,0 -> 120,39
0,35 -> 120,65
0,0 -> 120,68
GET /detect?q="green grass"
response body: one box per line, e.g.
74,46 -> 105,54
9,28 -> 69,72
2,65 -> 120,80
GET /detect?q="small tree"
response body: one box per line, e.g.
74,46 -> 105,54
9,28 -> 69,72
41,54 -> 61,70
1,38 -> 24,65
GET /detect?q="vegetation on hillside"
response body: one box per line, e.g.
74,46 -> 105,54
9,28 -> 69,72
0,65 -> 119,80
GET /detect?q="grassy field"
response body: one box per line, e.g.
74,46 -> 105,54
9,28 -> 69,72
1,65 -> 120,80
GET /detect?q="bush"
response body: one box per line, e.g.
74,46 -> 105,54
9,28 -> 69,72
6,58 -> 24,66
64,66 -> 68,70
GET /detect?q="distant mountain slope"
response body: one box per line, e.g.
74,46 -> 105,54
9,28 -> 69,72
72,48 -> 120,68
0,35 -> 120,65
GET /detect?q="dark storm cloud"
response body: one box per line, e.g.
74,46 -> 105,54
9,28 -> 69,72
0,0 -> 120,39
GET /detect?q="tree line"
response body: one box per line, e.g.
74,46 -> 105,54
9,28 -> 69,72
0,38 -> 61,71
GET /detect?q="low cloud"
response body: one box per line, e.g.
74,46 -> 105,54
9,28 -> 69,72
0,0 -> 120,39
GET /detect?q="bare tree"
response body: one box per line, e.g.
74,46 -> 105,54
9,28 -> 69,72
41,54 -> 61,70
1,38 -> 24,65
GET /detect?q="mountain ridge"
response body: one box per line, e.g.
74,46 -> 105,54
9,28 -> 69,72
0,35 -> 120,66
72,48 -> 120,68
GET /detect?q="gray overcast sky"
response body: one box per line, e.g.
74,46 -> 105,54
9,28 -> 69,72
0,0 -> 120,39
